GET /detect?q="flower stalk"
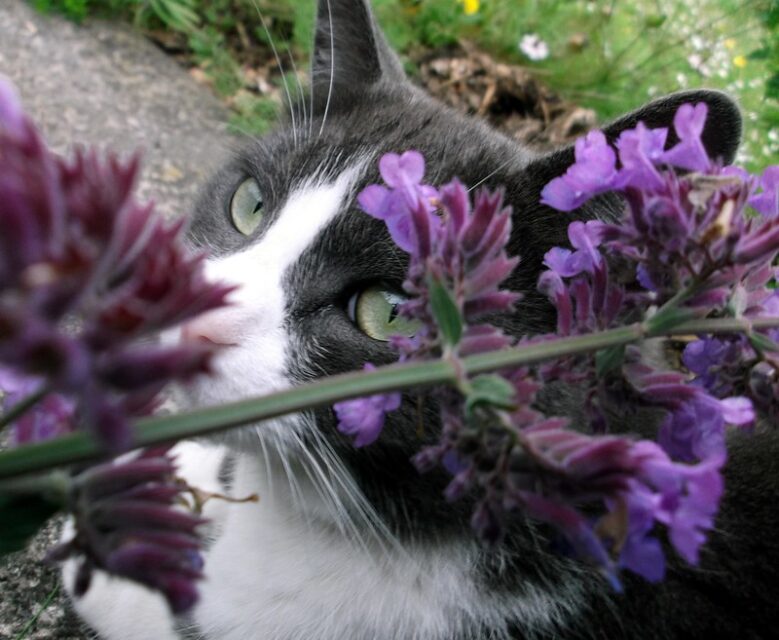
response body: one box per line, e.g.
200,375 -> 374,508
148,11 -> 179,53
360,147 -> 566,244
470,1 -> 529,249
0,385 -> 51,432
2,314 -> 777,481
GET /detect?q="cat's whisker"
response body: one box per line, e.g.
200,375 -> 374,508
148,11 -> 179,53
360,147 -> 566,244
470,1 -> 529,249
324,148 -> 347,183
250,0 -> 299,147
318,0 -> 335,139
289,427 -> 368,548
468,157 -> 517,193
310,428 -> 411,563
257,427 -> 274,497
309,430 -> 387,549
272,430 -> 309,527
307,428 -> 376,554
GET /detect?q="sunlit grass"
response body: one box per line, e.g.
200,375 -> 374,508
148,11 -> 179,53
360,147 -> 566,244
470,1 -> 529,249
373,0 -> 777,169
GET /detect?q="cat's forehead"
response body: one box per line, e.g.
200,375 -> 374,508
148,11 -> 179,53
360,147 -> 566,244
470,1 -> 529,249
249,84 -> 533,191
188,84 -> 532,259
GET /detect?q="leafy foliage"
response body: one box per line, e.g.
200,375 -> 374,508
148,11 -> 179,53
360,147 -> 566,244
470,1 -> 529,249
31,0 -> 89,21
0,492 -> 60,557
750,1 -> 779,100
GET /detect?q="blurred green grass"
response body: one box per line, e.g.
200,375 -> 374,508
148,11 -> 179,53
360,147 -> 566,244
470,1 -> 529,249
30,0 -> 779,169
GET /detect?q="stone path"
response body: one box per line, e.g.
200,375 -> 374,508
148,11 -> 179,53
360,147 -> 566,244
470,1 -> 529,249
0,1 -> 233,637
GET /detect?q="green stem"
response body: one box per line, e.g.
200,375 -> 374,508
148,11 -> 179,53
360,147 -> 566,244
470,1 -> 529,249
0,470 -> 70,503
0,385 -> 51,433
14,584 -> 59,640
1,316 -> 778,480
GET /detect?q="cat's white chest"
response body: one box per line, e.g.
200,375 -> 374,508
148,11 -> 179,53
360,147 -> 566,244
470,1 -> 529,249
66,441 -> 575,640
194,450 -> 485,640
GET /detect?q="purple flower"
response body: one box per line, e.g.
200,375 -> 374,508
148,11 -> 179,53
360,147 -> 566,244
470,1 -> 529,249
658,398 -> 719,461
48,447 -> 206,613
682,338 -> 730,391
683,338 -> 728,375
614,122 -> 668,191
658,394 -> 753,462
543,220 -> 605,277
749,166 -> 779,218
635,264 -> 656,291
0,74 -> 25,136
622,442 -> 724,568
656,459 -> 724,565
643,195 -> 692,250
661,103 -> 710,172
358,151 -> 439,254
379,151 -> 426,206
719,396 -> 754,426
0,77 -> 232,449
0,367 -> 75,445
540,130 -> 618,211
358,156 -> 518,363
618,484 -> 666,583
354,141 -> 777,589
334,364 -> 402,447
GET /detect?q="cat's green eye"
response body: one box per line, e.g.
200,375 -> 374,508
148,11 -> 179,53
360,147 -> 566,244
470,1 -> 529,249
230,178 -> 264,236
349,285 -> 421,341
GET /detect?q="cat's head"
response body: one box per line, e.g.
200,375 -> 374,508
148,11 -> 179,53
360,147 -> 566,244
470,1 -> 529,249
175,0 -> 742,534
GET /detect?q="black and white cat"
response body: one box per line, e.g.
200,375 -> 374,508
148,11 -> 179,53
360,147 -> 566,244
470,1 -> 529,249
66,1 -> 779,638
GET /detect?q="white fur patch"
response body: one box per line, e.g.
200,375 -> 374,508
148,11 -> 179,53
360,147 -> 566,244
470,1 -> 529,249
172,163 -> 364,448
66,160 -> 583,639
192,451 -> 583,640
66,444 -> 581,640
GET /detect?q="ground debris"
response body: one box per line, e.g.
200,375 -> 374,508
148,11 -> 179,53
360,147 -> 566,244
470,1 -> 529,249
413,41 -> 596,149
146,29 -> 595,150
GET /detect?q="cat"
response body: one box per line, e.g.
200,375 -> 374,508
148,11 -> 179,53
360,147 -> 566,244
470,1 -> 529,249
65,1 -> 779,639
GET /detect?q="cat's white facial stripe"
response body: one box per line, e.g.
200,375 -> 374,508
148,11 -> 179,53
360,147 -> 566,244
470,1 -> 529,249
246,164 -> 365,274
176,163 -> 364,438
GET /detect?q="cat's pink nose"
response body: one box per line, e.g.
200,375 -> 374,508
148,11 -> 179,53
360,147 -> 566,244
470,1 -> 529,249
180,314 -> 238,347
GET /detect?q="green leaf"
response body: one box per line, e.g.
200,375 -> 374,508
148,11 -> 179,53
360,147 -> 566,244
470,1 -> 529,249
766,73 -> 779,101
645,307 -> 698,335
748,47 -> 770,61
0,493 -> 60,557
643,13 -> 667,28
749,332 -> 779,354
595,344 -> 626,377
465,374 -> 516,414
429,277 -> 463,347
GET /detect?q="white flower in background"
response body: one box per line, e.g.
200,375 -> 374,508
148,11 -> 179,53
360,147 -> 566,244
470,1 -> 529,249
519,34 -> 550,61
687,53 -> 711,77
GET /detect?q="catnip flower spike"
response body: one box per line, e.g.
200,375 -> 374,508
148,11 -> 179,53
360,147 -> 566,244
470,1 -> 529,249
0,75 -> 233,450
48,446 -> 206,613
341,102 -> 779,589
0,75 -> 235,612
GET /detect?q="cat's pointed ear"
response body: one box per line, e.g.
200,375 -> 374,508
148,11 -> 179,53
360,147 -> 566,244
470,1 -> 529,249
601,89 -> 742,164
524,90 -> 743,200
311,0 -> 406,92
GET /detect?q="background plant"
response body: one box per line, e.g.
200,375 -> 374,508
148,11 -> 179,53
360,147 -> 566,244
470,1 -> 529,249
28,0 -> 779,168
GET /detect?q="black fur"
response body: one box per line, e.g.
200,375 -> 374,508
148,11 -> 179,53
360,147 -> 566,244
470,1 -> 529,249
186,1 -> 779,637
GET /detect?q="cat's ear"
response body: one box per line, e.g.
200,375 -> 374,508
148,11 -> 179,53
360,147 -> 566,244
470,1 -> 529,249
524,90 -> 743,198
311,0 -> 407,92
601,89 -> 742,164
